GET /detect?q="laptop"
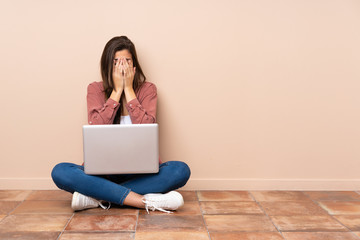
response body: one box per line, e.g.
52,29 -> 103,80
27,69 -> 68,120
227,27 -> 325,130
83,124 -> 159,175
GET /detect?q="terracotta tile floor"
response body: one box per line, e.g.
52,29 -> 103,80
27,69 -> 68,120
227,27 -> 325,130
0,190 -> 360,239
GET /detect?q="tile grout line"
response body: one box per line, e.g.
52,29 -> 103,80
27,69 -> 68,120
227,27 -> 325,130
0,189 -> 30,222
0,191 -> 31,230
248,191 -> 287,240
7,190 -> 34,215
133,208 -> 139,240
302,191 -> 360,239
0,212 -> 8,224
196,190 -> 212,240
56,212 -> 75,240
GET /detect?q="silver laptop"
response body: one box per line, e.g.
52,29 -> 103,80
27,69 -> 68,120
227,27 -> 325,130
83,124 -> 159,175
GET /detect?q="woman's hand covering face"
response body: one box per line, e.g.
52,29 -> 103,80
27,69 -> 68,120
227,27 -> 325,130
119,57 -> 136,89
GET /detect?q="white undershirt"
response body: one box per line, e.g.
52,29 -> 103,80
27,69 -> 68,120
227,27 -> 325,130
120,115 -> 132,125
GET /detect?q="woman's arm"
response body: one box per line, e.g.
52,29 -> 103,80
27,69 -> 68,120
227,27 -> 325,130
121,57 -> 157,124
126,83 -> 157,124
87,83 -> 120,125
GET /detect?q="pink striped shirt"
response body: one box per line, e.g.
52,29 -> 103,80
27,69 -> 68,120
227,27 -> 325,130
87,81 -> 157,125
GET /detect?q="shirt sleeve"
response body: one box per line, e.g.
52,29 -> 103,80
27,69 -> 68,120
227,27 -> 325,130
87,83 -> 120,125
126,83 -> 157,124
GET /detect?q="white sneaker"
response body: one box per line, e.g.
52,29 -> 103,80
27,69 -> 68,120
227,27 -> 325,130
71,192 -> 110,211
142,191 -> 184,214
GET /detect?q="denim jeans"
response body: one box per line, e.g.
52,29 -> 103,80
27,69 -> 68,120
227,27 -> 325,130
51,161 -> 191,205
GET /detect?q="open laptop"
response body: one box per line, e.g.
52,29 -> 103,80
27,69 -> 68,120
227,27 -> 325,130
83,124 -> 159,175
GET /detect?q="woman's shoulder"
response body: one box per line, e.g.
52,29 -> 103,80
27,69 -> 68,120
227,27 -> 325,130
138,81 -> 157,93
87,81 -> 104,92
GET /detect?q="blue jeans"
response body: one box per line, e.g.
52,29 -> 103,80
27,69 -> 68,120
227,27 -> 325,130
51,161 -> 191,205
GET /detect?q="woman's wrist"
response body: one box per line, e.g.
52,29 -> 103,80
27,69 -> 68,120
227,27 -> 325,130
124,86 -> 136,103
114,87 -> 123,94
124,85 -> 133,92
110,89 -> 122,102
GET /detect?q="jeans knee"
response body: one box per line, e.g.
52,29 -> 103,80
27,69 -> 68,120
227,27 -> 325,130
51,162 -> 73,188
167,161 -> 191,187
178,161 -> 191,182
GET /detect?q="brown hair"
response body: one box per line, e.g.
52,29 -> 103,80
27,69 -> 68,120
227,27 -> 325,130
100,36 -> 146,123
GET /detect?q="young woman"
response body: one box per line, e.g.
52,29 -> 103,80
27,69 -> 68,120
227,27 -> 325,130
51,36 -> 191,213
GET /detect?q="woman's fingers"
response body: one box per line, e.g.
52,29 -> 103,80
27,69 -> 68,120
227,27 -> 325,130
113,58 -> 125,79
115,57 -> 134,82
125,59 -> 134,75
124,57 -> 130,67
120,57 -> 129,77
114,58 -> 120,70
118,58 -> 124,76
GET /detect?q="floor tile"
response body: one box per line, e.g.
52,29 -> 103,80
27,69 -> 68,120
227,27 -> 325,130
304,191 -> 360,201
75,206 -> 138,215
0,201 -> 21,214
3,190 -> 360,239
210,232 -> 284,240
137,215 -> 206,232
0,214 -> 71,232
26,190 -> 72,201
200,201 -> 263,215
140,201 -> 201,215
197,191 -> 253,201
65,215 -> 136,232
333,215 -> 360,231
11,200 -> 73,214
282,232 -> 359,240
0,190 -> 31,201
318,201 -> 360,215
60,232 -> 134,240
260,201 -> 328,216
135,231 -> 209,240
270,215 -> 347,231
204,215 -> 277,232
0,231 -> 60,240
178,191 -> 198,201
251,191 -> 310,202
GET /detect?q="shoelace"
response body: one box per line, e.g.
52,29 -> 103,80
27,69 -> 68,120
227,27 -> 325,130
98,201 -> 111,210
142,199 -> 173,214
